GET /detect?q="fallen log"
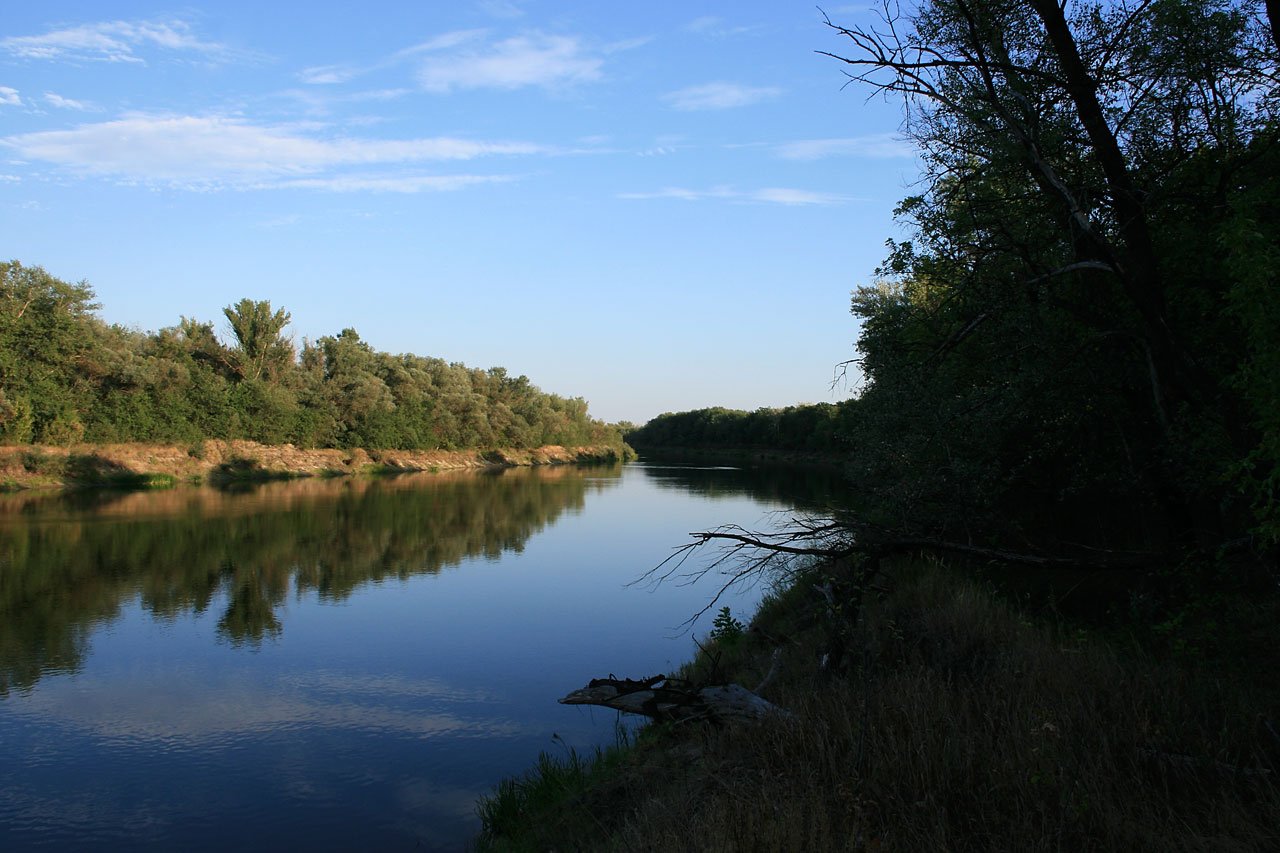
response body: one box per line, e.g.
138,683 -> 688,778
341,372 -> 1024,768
559,674 -> 790,724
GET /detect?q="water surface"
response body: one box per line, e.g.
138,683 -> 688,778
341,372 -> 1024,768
0,459 -> 843,850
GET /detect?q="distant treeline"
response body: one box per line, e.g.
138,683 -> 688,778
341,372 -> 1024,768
0,260 -> 622,451
626,404 -> 849,454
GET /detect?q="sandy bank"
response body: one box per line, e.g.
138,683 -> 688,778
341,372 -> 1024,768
0,440 -> 630,489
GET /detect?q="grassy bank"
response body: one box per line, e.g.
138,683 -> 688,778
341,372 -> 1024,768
0,441 -> 634,490
476,559 -> 1280,851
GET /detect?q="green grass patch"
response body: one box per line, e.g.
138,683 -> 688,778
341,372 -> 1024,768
475,728 -> 640,852
88,471 -> 178,489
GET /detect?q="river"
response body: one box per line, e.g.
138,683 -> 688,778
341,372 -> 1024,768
0,457 -> 846,850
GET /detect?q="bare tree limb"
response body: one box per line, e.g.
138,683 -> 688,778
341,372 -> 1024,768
559,675 -> 791,724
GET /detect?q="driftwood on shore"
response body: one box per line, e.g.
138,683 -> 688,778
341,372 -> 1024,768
559,675 -> 790,724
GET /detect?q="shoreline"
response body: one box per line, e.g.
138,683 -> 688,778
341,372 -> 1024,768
0,440 -> 632,490
475,556 -> 1280,850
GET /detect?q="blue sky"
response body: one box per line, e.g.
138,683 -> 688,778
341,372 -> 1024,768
0,2 -> 917,424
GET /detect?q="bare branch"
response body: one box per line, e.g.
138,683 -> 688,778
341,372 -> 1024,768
1024,260 -> 1118,285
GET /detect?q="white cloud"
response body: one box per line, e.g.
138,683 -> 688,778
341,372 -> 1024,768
298,64 -> 360,85
44,92 -> 94,111
478,0 -> 526,19
297,30 -> 486,86
0,86 -> 20,106
662,82 -> 781,111
417,33 -> 602,92
619,186 -> 849,206
266,174 -> 513,193
0,19 -> 235,64
753,187 -> 848,205
1,114 -> 540,190
776,134 -> 915,160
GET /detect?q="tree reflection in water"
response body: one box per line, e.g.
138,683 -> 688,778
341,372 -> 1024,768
0,466 -> 620,692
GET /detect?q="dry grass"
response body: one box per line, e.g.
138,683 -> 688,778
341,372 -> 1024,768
0,441 -> 628,489
477,560 -> 1280,852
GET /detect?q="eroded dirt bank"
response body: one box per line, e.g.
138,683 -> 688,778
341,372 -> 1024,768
0,440 -> 630,489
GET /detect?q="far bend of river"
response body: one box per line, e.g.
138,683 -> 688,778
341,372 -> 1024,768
0,457 -> 847,851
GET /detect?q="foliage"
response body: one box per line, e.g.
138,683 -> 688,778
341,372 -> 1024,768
0,261 -> 624,453
708,606 -> 746,646
0,261 -> 98,445
810,0 -> 1280,568
628,403 -> 845,453
222,298 -> 293,381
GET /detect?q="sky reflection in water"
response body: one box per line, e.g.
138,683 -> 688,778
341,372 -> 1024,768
0,460 -> 843,850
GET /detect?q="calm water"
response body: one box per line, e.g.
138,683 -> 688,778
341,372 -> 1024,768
0,458 -> 845,851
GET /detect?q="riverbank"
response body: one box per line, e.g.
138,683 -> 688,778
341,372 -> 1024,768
476,557 -> 1280,851
0,440 -> 633,490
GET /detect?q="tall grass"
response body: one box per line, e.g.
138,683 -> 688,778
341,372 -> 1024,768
477,560 -> 1280,851
475,728 -> 638,851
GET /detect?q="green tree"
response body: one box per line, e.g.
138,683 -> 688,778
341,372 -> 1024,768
222,299 -> 294,382
0,261 -> 99,443
820,0 -> 1278,556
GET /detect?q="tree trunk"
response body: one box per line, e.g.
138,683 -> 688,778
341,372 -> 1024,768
559,675 -> 790,724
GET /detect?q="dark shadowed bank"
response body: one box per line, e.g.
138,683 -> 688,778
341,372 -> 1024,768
473,555 -> 1280,851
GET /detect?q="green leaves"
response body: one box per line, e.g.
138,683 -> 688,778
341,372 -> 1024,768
0,266 -> 623,453
222,298 -> 293,382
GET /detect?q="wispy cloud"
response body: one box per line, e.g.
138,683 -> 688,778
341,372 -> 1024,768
684,16 -> 765,38
297,64 -> 361,86
266,174 -> 514,193
662,82 -> 781,111
0,19 -> 236,64
775,134 -> 915,160
44,92 -> 95,111
618,186 -> 850,206
417,33 -> 602,92
478,0 -> 526,19
0,86 -> 20,106
1,114 -> 540,191
298,30 -> 485,86
686,16 -> 722,33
